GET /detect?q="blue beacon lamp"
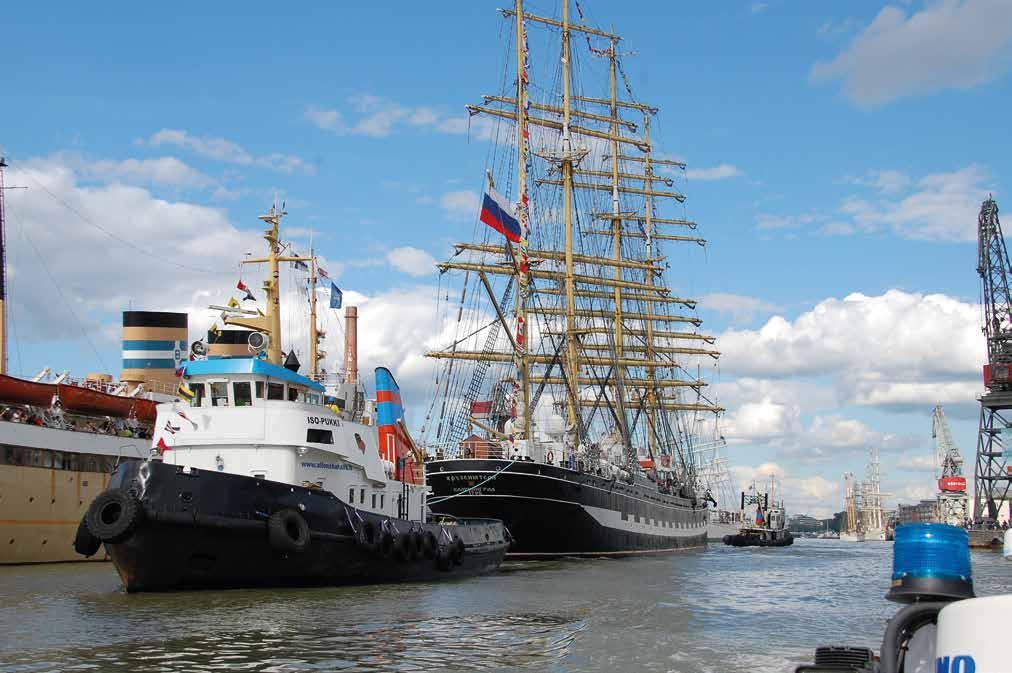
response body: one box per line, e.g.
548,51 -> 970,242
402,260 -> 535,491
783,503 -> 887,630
887,523 -> 974,603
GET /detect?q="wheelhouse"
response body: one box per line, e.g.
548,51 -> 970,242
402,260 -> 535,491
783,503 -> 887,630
181,358 -> 325,409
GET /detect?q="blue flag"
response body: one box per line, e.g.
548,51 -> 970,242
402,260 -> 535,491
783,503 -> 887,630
330,282 -> 342,309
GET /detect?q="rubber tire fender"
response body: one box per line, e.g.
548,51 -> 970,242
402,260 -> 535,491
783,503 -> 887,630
409,530 -> 424,561
73,516 -> 102,557
422,531 -> 439,560
451,536 -> 465,566
435,545 -> 453,571
356,520 -> 380,553
393,532 -> 417,562
86,489 -> 143,544
378,531 -> 395,558
267,509 -> 310,554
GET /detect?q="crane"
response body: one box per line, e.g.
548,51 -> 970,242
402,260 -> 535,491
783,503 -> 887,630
974,197 -> 1012,522
932,405 -> 967,526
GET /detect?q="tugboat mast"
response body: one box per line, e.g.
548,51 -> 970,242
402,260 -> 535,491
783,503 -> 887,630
225,204 -> 313,366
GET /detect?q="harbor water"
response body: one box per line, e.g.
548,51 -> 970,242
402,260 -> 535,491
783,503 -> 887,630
1,540 -> 1009,673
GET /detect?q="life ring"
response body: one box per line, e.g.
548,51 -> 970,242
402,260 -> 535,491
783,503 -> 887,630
546,451 -> 555,464
85,489 -> 143,544
451,536 -> 465,566
422,531 -> 439,560
73,516 -> 102,557
267,509 -> 310,554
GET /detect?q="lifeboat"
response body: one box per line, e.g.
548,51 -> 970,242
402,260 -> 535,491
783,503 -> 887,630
0,374 -> 57,407
130,398 -> 158,422
57,383 -> 135,418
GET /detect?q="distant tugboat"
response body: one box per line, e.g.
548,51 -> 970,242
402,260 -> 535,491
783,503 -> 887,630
723,483 -> 793,547
76,205 -> 509,591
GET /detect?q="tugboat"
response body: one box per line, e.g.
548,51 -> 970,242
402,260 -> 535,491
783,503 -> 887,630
723,483 -> 793,547
75,204 -> 509,591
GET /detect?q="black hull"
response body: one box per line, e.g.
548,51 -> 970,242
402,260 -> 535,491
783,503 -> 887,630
426,459 -> 707,557
87,460 -> 508,592
723,531 -> 794,547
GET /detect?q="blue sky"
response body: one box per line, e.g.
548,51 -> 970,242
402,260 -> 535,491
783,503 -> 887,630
3,0 -> 1012,517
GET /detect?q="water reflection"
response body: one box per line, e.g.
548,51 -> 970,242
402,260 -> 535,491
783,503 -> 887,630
1,542 -> 1009,673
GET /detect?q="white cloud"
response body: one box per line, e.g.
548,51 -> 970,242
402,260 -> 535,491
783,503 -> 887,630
386,247 -> 437,277
702,292 -> 781,324
811,0 -> 1012,106
305,95 -> 479,140
81,156 -> 214,190
439,190 -> 480,220
732,461 -> 842,517
146,129 -> 311,174
685,164 -> 743,181
850,169 -> 912,195
4,157 -> 264,364
719,289 -> 984,413
750,2 -> 768,14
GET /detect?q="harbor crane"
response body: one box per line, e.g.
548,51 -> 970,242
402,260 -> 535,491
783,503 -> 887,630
932,405 -> 968,526
974,197 -> 1012,521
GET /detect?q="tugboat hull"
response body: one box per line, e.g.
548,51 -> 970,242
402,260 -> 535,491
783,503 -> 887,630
82,460 -> 508,592
427,459 -> 708,557
722,531 -> 794,547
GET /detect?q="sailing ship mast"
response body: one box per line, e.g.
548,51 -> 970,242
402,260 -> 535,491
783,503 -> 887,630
427,0 -> 723,468
0,157 -> 7,376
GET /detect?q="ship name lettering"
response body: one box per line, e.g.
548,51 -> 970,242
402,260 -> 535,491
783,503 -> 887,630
306,416 -> 340,426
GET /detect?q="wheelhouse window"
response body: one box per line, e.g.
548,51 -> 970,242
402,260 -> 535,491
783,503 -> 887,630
360,488 -> 365,504
349,487 -> 354,503
234,382 -> 253,407
306,429 -> 333,444
267,382 -> 285,400
287,386 -> 299,402
210,382 -> 229,407
189,383 -> 206,408
255,381 -> 265,399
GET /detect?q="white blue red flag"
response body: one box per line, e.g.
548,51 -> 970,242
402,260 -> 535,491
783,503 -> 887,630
480,186 -> 522,243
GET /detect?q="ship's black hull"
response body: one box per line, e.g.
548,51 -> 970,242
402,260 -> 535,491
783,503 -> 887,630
426,459 -> 707,557
82,460 -> 508,592
723,530 -> 794,547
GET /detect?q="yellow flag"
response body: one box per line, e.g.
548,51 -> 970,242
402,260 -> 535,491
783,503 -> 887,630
209,323 -> 221,337
227,297 -> 240,309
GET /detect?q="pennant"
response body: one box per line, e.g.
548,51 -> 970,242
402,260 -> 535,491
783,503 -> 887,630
330,283 -> 342,309
237,280 -> 256,302
227,297 -> 240,309
164,420 -> 180,434
177,382 -> 195,401
174,365 -> 185,378
209,323 -> 222,338
318,267 -> 329,279
156,436 -> 170,454
177,409 -> 198,429
294,259 -> 309,271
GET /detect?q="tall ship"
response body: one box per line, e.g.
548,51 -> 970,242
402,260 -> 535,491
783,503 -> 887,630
0,157 -> 179,564
841,448 -> 888,542
422,0 -> 723,556
693,437 -> 741,541
75,205 -> 508,590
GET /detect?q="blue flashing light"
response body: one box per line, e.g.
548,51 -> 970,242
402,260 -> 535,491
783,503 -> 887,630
888,523 -> 973,602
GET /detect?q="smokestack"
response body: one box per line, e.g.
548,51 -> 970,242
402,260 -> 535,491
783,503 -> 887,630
344,306 -> 358,384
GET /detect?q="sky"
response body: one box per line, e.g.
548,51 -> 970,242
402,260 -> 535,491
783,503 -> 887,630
3,0 -> 1012,518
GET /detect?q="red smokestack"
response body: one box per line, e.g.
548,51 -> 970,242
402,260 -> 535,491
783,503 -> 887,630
344,306 -> 358,384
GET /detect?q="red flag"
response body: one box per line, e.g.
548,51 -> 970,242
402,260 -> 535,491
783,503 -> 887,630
156,437 -> 170,454
236,280 -> 255,302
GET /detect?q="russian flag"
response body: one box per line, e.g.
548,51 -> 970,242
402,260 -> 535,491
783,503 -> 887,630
480,186 -> 523,243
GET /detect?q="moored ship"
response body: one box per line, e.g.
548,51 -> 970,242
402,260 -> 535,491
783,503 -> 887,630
0,158 -> 182,564
722,483 -> 794,548
422,1 -> 722,556
76,205 -> 509,590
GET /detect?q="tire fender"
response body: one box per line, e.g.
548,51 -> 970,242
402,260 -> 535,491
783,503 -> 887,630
73,516 -> 102,557
267,509 -> 310,554
85,489 -> 143,544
